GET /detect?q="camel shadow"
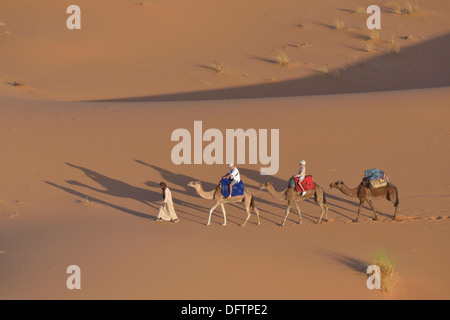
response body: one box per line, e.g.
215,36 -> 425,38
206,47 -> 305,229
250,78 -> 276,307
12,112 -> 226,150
135,161 -> 284,226
134,160 -> 217,192
44,181 -> 154,220
48,163 -> 209,225
134,160 -> 227,218
65,163 -> 159,207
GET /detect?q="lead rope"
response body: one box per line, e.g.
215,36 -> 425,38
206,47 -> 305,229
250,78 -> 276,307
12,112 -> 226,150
245,188 -> 263,196
177,193 -> 188,209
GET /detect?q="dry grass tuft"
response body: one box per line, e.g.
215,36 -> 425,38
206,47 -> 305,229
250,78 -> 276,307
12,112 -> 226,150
392,2 -> 420,14
393,4 -> 403,14
390,34 -> 396,44
404,1 -> 420,14
274,52 -> 290,67
318,66 -> 329,75
334,19 -> 346,31
353,6 -> 366,15
365,41 -> 375,52
369,252 -> 396,294
333,70 -> 341,80
369,30 -> 380,41
210,61 -> 225,74
76,196 -> 91,206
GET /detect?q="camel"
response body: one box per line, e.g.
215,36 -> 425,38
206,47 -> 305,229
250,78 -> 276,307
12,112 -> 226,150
187,181 -> 261,227
329,181 -> 399,222
259,182 -> 328,226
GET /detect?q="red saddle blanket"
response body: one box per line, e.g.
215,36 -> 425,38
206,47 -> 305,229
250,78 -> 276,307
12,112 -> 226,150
295,175 -> 315,192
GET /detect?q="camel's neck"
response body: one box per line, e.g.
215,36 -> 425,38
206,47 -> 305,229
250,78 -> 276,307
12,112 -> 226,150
194,184 -> 216,200
266,184 -> 286,200
338,183 -> 358,197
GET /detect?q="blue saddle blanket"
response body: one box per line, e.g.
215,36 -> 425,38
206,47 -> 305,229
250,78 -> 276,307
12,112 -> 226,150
221,179 -> 244,197
364,169 -> 386,180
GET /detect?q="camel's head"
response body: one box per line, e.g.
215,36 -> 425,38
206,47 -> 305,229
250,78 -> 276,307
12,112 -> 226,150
329,181 -> 343,189
259,182 -> 272,190
187,181 -> 201,188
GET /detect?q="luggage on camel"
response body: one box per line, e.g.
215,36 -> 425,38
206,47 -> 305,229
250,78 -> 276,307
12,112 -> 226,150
288,175 -> 315,193
221,179 -> 245,197
363,168 -> 388,188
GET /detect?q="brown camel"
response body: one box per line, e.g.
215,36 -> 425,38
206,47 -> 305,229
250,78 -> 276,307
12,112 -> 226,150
259,182 -> 329,225
329,181 -> 399,222
188,181 -> 261,227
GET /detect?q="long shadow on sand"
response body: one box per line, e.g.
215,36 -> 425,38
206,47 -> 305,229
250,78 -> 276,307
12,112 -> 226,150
134,160 -> 222,221
46,163 -> 207,224
313,247 -> 367,273
65,163 -> 159,207
44,181 -> 154,220
88,33 -> 450,102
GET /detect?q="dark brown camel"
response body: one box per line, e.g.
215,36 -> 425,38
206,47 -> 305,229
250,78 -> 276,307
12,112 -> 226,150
329,180 -> 399,222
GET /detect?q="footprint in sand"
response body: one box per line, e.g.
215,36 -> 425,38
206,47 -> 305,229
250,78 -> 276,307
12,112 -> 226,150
396,215 -> 449,222
424,216 -> 448,221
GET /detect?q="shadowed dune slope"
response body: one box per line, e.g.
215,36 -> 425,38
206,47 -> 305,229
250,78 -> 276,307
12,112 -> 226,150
91,33 -> 450,102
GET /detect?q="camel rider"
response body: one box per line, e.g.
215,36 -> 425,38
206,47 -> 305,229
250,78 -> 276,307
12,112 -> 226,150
294,160 -> 307,196
223,163 -> 241,198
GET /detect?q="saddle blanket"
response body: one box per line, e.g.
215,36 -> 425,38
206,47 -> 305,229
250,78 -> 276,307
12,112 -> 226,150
368,178 -> 388,188
221,179 -> 244,197
289,175 -> 315,193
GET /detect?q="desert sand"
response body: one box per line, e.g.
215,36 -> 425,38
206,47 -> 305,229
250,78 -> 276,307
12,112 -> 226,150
0,0 -> 449,300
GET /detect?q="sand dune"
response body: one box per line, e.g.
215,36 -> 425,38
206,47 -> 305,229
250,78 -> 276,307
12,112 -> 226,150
1,0 -> 449,101
94,32 -> 450,102
0,0 -> 449,300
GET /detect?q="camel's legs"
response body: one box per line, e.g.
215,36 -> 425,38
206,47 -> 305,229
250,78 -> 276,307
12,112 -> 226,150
294,202 -> 302,224
317,204 -> 327,224
366,200 -> 378,220
281,202 -> 292,226
252,205 -> 261,226
355,199 -> 365,222
255,208 -> 261,226
241,205 -> 251,227
249,197 -> 261,226
207,202 -> 221,226
220,203 -> 227,226
393,204 -> 398,221
314,189 -> 328,224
